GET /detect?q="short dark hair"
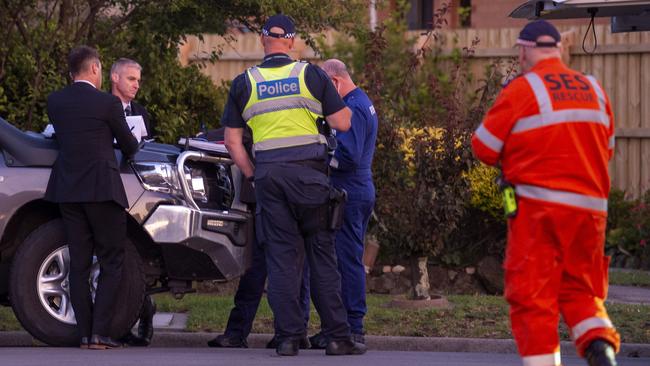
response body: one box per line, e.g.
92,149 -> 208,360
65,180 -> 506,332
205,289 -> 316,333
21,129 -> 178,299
68,45 -> 100,76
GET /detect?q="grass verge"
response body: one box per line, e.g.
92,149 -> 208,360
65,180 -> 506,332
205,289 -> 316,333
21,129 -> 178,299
609,270 -> 650,288
0,293 -> 648,344
154,293 -> 650,344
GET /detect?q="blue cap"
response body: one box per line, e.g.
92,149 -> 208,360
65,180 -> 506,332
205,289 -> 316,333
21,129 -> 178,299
517,20 -> 561,48
262,14 -> 296,39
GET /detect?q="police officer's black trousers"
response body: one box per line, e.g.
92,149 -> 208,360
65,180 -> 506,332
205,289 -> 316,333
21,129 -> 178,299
255,161 -> 350,342
222,235 -> 311,340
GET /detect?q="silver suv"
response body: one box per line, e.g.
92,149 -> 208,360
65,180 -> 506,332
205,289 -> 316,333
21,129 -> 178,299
0,117 -> 253,346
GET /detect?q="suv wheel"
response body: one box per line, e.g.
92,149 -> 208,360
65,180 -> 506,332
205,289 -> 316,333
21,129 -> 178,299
9,219 -> 145,346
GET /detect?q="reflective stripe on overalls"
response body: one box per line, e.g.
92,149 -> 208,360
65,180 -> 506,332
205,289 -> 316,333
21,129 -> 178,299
522,352 -> 562,366
509,72 -> 610,213
473,73 -> 614,156
242,61 -> 325,152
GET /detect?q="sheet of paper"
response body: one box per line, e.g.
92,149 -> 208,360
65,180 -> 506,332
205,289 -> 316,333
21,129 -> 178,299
126,115 -> 147,141
42,123 -> 55,138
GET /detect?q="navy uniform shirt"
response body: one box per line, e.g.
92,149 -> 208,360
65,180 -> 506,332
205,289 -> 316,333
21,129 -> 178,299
331,87 -> 378,201
222,53 -> 346,163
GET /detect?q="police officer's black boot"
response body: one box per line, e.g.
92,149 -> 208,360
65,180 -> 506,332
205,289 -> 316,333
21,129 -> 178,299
276,338 -> 300,356
585,339 -> 617,366
121,295 -> 156,346
267,334 -> 310,349
137,295 -> 156,346
309,331 -> 329,349
207,334 -> 248,348
325,338 -> 367,356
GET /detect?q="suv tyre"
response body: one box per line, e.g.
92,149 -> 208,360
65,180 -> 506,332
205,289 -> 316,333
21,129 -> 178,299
8,219 -> 145,346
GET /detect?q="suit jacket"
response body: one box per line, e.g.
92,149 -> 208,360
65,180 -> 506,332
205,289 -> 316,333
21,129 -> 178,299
130,101 -> 155,139
45,82 -> 139,208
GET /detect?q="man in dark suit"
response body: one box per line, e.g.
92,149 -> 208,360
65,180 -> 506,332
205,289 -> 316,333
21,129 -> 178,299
45,45 -> 139,350
110,58 -> 155,139
110,57 -> 157,347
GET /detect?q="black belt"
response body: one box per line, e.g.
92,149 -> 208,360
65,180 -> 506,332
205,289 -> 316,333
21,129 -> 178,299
292,159 -> 328,174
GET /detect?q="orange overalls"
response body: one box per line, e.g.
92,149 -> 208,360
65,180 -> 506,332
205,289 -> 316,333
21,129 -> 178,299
472,58 -> 620,366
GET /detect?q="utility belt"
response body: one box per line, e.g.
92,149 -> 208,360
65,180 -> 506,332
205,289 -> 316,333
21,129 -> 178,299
293,158 -> 328,175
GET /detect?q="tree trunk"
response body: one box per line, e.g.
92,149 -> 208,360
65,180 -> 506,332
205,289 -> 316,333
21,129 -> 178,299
409,256 -> 431,300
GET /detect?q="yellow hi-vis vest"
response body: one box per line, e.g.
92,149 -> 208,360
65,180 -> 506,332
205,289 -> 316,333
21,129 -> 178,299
242,61 -> 326,152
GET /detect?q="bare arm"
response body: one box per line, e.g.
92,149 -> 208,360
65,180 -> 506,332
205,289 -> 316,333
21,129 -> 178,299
224,127 -> 254,178
326,106 -> 352,132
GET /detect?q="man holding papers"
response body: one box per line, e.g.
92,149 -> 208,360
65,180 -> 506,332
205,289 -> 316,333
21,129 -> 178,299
111,57 -> 157,346
110,58 -> 154,140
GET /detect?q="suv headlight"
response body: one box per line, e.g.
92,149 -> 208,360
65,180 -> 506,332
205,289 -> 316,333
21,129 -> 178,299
132,162 -> 183,195
132,161 -> 209,206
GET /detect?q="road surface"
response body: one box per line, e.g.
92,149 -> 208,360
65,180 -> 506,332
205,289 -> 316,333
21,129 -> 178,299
0,347 -> 647,366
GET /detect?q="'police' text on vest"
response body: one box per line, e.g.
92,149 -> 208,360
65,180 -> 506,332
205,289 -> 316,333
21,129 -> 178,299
257,77 -> 301,100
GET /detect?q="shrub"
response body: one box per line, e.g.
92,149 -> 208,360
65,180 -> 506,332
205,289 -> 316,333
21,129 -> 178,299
324,1 -> 507,271
606,189 -> 650,269
466,163 -> 503,221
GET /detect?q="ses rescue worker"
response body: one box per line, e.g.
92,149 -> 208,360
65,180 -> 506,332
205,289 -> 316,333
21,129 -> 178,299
222,14 -> 366,357
472,21 -> 619,366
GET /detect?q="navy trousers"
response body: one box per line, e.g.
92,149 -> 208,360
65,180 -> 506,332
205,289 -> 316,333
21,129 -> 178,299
222,230 -> 310,341
255,161 -> 350,342
335,198 -> 374,334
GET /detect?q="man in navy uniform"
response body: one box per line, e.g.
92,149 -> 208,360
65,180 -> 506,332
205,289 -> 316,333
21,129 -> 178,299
309,59 -> 378,348
222,14 -> 366,356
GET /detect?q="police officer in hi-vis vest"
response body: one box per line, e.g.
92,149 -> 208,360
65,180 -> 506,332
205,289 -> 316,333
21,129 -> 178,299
222,14 -> 366,357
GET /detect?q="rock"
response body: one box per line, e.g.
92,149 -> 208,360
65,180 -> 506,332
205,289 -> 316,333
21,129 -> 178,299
401,264 -> 412,278
427,266 -> 451,292
370,264 -> 384,277
397,275 -> 411,294
476,256 -> 505,295
448,271 -> 486,295
382,265 -> 392,273
376,274 -> 395,294
390,275 -> 410,295
392,265 -> 406,274
465,267 -> 476,275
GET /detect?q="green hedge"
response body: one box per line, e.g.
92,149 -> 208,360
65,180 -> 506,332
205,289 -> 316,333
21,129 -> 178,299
607,189 -> 650,269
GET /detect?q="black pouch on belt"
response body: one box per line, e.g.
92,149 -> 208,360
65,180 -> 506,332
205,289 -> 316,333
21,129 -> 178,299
328,188 -> 348,231
316,117 -> 338,152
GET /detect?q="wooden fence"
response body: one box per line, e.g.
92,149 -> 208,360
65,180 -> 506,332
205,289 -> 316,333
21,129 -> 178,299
179,25 -> 650,197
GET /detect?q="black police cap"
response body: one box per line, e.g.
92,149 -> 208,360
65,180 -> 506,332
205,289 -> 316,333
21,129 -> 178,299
262,14 -> 296,39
